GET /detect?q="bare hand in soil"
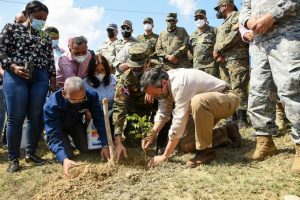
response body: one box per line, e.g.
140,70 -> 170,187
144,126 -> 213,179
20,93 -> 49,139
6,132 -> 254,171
147,155 -> 168,168
115,143 -> 128,162
141,136 -> 154,151
63,158 -> 79,176
100,147 -> 110,161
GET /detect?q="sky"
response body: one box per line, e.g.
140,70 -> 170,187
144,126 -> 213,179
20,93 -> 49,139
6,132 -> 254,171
0,0 -> 243,51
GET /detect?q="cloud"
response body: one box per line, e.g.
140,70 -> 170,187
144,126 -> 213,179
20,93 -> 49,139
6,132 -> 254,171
43,0 -> 104,50
168,0 -> 197,16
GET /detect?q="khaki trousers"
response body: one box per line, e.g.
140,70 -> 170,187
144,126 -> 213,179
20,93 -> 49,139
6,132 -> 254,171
191,91 -> 240,150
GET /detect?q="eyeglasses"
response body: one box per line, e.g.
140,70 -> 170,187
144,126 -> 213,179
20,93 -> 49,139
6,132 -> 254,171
166,19 -> 176,23
121,26 -> 131,31
68,96 -> 87,104
194,16 -> 205,21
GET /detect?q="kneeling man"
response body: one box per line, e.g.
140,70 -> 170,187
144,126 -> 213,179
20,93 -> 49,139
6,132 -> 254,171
44,77 -> 110,175
141,68 -> 240,167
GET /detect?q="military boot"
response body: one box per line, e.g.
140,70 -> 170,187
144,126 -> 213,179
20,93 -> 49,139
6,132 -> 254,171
237,109 -> 250,128
275,102 -> 288,136
291,144 -> 300,174
226,122 -> 242,148
250,136 -> 277,161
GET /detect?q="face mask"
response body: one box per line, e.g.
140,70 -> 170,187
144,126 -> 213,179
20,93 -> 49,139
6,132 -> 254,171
65,99 -> 88,112
196,19 -> 206,28
167,22 -> 176,31
121,30 -> 132,38
144,24 -> 153,31
73,54 -> 87,64
107,30 -> 115,39
95,73 -> 105,82
31,18 -> 46,31
52,39 -> 59,48
216,6 -> 226,19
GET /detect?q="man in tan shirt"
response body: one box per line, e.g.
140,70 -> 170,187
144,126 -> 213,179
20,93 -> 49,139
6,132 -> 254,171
141,68 -> 240,167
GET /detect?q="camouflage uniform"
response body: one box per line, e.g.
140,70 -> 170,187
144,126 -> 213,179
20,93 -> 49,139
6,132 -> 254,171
156,13 -> 192,70
98,39 -> 122,65
214,10 -> 250,110
240,0 -> 300,142
190,10 -> 219,77
137,33 -> 159,56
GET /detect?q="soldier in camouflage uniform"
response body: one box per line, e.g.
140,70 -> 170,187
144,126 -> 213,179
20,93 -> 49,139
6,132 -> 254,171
113,43 -> 168,161
113,20 -> 138,77
213,0 -> 250,127
98,24 -> 121,69
156,13 -> 192,70
137,17 -> 159,56
240,0 -> 300,173
190,9 -> 219,78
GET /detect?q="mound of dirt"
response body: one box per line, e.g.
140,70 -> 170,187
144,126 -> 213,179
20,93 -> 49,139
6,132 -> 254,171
34,163 -> 116,200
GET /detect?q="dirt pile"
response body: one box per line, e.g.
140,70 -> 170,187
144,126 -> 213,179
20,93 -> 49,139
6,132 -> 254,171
34,163 -> 116,200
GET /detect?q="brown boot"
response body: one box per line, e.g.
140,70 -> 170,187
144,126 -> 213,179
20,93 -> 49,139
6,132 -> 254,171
186,148 -> 216,168
291,144 -> 300,174
250,136 -> 277,161
226,122 -> 242,148
212,126 -> 230,148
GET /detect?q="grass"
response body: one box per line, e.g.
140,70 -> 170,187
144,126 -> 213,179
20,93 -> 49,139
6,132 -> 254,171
0,128 -> 299,200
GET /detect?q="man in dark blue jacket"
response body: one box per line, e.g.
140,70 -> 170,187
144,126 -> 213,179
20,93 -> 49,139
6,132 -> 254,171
44,77 -> 110,175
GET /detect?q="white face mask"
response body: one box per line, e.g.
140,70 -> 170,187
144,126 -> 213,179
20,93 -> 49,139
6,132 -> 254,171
95,73 -> 105,82
196,19 -> 206,28
74,54 -> 87,64
144,24 -> 153,31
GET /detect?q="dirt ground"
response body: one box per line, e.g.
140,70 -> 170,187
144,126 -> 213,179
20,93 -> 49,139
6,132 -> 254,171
0,128 -> 299,200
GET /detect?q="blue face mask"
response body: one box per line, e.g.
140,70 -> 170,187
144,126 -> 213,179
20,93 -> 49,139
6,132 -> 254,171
31,18 -> 46,31
52,39 -> 59,48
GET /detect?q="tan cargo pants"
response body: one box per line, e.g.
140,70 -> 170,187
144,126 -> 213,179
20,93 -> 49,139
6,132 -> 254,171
190,91 -> 240,150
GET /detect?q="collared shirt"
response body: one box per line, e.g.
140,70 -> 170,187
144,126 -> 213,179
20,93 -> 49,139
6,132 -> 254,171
154,68 -> 228,140
0,23 -> 55,76
44,88 -> 108,162
56,51 -> 91,83
98,39 -> 121,65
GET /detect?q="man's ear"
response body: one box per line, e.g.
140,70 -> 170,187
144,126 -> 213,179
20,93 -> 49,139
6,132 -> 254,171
62,89 -> 67,98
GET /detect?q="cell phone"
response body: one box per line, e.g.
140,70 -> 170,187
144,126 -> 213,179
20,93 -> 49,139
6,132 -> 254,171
25,60 -> 34,79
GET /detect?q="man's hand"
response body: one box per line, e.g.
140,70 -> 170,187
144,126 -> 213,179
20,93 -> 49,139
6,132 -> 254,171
251,13 -> 275,34
166,55 -> 178,64
144,93 -> 154,104
114,136 -> 128,162
148,155 -> 168,168
141,131 -> 156,151
100,146 -> 110,161
9,64 -> 30,79
213,51 -> 225,63
118,63 -> 129,73
245,17 -> 257,30
243,31 -> 254,42
63,158 -> 78,176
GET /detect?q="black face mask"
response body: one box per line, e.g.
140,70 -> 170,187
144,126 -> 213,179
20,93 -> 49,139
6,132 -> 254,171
66,99 -> 88,113
216,11 -> 224,19
121,30 -> 131,38
107,30 -> 115,38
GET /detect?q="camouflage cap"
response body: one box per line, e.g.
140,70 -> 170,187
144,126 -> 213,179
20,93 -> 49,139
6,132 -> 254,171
106,23 -> 118,31
121,20 -> 133,28
166,13 -> 177,20
128,43 -> 150,68
214,0 -> 238,11
143,17 -> 153,24
194,9 -> 206,17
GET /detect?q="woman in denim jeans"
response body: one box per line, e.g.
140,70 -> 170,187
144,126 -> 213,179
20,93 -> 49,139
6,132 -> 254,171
0,0 -> 56,173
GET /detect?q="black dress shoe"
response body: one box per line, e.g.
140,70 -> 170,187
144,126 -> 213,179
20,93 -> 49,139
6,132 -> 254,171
7,159 -> 20,173
25,154 -> 45,165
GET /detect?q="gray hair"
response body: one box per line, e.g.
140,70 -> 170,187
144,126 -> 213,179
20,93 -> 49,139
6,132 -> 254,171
140,68 -> 169,92
70,36 -> 88,46
64,77 -> 85,94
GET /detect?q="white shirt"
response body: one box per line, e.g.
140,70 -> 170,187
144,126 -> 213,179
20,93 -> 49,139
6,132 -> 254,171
154,68 -> 228,140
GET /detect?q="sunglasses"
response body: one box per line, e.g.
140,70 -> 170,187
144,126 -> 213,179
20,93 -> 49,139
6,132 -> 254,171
68,96 -> 87,104
121,26 -> 131,31
194,16 -> 205,21
166,19 -> 176,23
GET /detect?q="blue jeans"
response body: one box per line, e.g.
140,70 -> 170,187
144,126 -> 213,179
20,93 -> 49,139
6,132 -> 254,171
0,87 -> 6,138
3,69 -> 49,160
